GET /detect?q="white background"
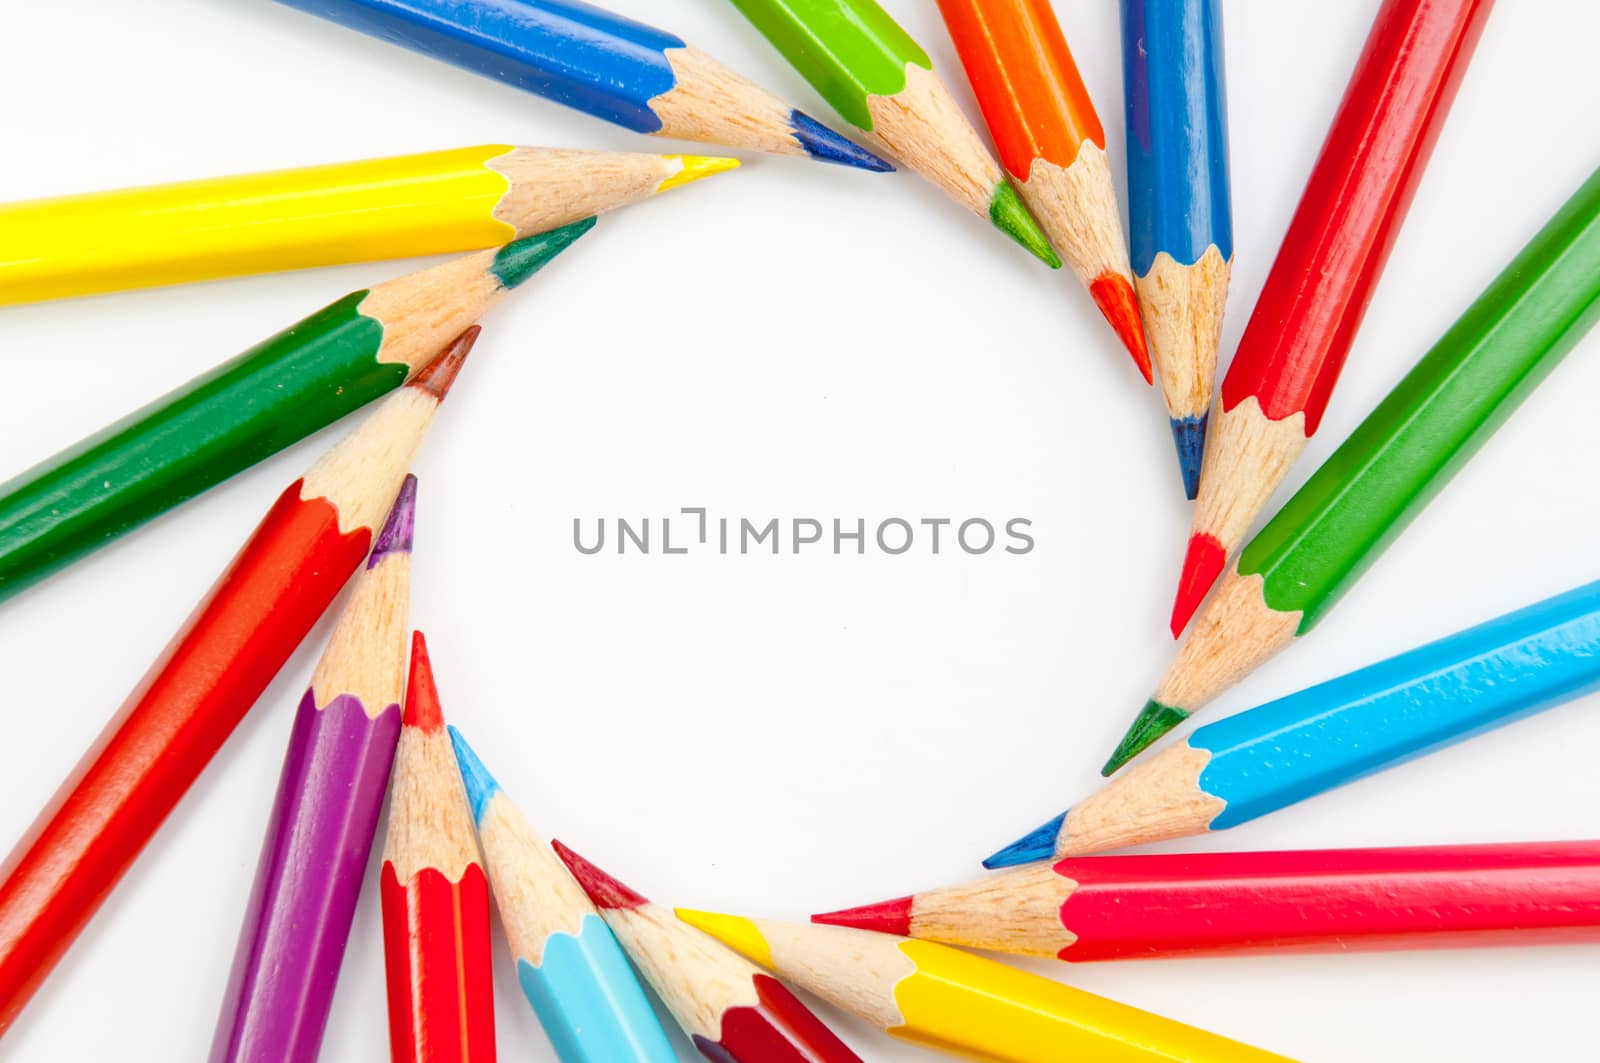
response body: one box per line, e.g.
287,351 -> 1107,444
3,1 -> 1599,1059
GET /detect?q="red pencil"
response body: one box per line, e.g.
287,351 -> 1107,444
1169,0 -> 1492,639
551,842 -> 861,1063
0,329 -> 477,1033
816,840 -> 1600,961
380,632 -> 495,1063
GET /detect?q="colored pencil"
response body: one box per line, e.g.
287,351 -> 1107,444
381,633 -> 495,1063
550,843 -> 861,1063
1170,0 -> 1492,636
986,579 -> 1600,867
275,0 -> 888,171
1105,158 -> 1600,773
0,220 -> 587,605
448,729 -> 675,1063
823,842 -> 1600,961
209,475 -> 418,1063
681,912 -> 1293,1062
1121,0 -> 1232,496
0,333 -> 475,1032
937,0 -> 1151,379
728,0 -> 1059,265
0,146 -> 731,305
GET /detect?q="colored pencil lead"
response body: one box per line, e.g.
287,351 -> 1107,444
983,812 -> 1068,871
275,0 -> 888,170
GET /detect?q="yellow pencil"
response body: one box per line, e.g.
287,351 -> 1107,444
0,145 -> 734,304
678,911 -> 1295,1063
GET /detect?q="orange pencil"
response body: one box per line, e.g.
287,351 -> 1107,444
937,0 -> 1150,380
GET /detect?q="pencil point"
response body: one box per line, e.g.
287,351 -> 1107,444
787,110 -> 894,171
407,325 -> 479,401
551,841 -> 648,911
989,182 -> 1061,268
1090,273 -> 1153,382
811,896 -> 912,937
675,909 -> 773,967
447,726 -> 500,825
1171,532 -> 1228,636
367,474 -> 417,568
491,216 -> 596,289
658,155 -> 741,192
1103,700 -> 1188,776
982,811 -> 1065,869
402,631 -> 445,732
1170,415 -> 1209,500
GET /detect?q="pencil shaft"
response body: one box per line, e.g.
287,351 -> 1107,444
0,487 -> 368,1030
381,863 -> 496,1062
210,693 -> 402,1062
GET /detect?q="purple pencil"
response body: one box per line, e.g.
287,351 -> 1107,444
209,475 -> 418,1062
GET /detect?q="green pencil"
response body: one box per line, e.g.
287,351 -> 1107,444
1109,163 -> 1600,773
728,0 -> 1058,266
0,220 -> 591,603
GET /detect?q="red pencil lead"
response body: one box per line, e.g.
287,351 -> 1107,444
811,896 -> 912,937
1171,532 -> 1228,637
407,325 -> 480,400
402,631 -> 444,731
550,841 -> 648,911
1089,273 -> 1152,383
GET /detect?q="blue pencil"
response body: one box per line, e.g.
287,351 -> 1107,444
449,728 -> 677,1063
275,0 -> 890,170
1121,0 -> 1232,498
985,579 -> 1600,868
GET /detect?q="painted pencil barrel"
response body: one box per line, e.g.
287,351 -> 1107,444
1239,164 -> 1600,631
1121,0 -> 1231,275
277,0 -> 682,132
517,914 -> 675,1063
210,692 -> 402,1063
0,487 -> 369,1029
1056,842 -> 1600,959
380,863 -> 496,1062
0,295 -> 401,603
1196,579 -> 1600,829
0,147 -> 514,304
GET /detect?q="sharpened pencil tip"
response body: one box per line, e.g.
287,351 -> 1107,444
1090,273 -> 1152,383
552,841 -> 649,911
658,155 -> 741,192
1103,700 -> 1188,776
367,474 -> 417,568
787,110 -> 894,171
1170,415 -> 1209,500
492,216 -> 596,289
983,811 -> 1066,869
448,726 -> 500,825
403,631 -> 444,731
989,182 -> 1061,267
675,910 -> 774,967
811,896 -> 912,936
408,326 -> 479,401
1171,532 -> 1228,637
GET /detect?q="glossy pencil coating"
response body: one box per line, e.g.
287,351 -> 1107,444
381,634 -> 495,1063
849,843 -> 1600,962
681,912 -> 1293,1061
1121,0 -> 1232,495
1170,0 -> 1493,637
989,579 -> 1600,867
731,0 -> 1059,264
938,0 -> 1151,379
0,147 -> 731,305
551,843 -> 861,1063
274,0 -> 888,168
448,729 -> 674,1063
210,477 -> 417,1063
0,337 -> 473,1032
0,220 -> 588,605
1106,158 -> 1600,773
